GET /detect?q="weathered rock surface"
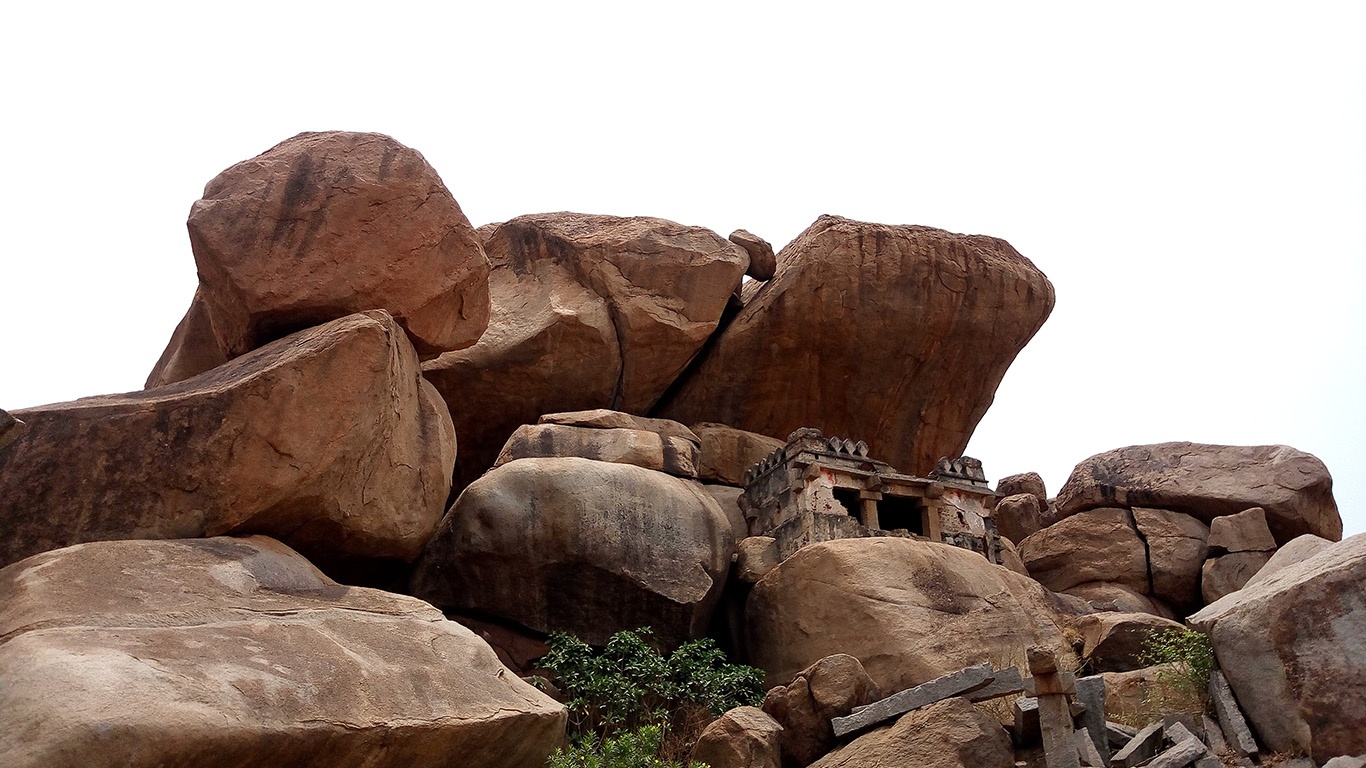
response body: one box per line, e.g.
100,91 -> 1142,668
1018,508 -> 1149,594
997,536 -> 1030,577
1245,534 -> 1332,588
694,422 -> 785,487
1201,552 -> 1274,603
411,457 -> 732,647
736,536 -> 780,583
0,311 -> 455,571
1055,443 -> 1341,543
997,472 -> 1047,504
1190,533 -> 1366,759
423,213 -> 747,489
0,536 -> 565,768
493,422 -> 699,478
761,653 -> 881,767
0,408 -> 23,453
705,484 -> 749,542
659,215 -> 1054,476
1062,582 -> 1175,619
689,706 -> 783,768
1099,664 -> 1184,724
539,408 -> 700,443
808,696 -> 1013,768
746,537 -> 1078,694
994,492 -> 1043,544
153,131 -> 490,385
1132,507 -> 1210,611
1077,612 -> 1186,673
730,229 -> 777,281
1208,507 -> 1277,553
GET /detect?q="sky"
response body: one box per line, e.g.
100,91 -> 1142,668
2,3 -> 1362,536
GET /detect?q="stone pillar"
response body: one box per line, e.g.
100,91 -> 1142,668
1028,646 -> 1079,768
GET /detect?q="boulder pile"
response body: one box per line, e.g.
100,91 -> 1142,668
0,130 -> 1358,767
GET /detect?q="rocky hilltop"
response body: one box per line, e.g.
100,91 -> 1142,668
0,132 -> 1360,768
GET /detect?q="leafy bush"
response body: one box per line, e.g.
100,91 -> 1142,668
1138,627 -> 1216,714
536,627 -> 765,766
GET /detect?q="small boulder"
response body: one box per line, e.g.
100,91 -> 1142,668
1201,552 -> 1274,603
1208,507 -> 1277,554
1190,533 -> 1366,759
694,422 -> 785,487
704,484 -> 750,543
1099,664 -> 1190,725
1062,582 -> 1175,619
411,457 -> 732,647
761,653 -> 881,767
0,311 -> 455,571
1245,534 -> 1332,588
1077,612 -> 1186,673
1018,508 -> 1149,594
1054,442 -> 1341,543
808,696 -> 1013,768
689,706 -> 784,768
493,422 -> 699,478
997,536 -> 1031,577
994,493 -> 1043,544
729,229 -> 777,281
996,472 -> 1047,505
736,537 -> 780,583
1132,507 -> 1210,611
539,408 -> 700,443
0,536 -> 565,768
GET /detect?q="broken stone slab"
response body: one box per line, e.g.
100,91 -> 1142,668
1111,721 -> 1164,768
967,665 -> 1033,702
1028,647 -> 1080,768
1208,669 -> 1259,758
830,663 -> 993,738
1073,728 -> 1104,767
1144,736 -> 1207,768
1323,757 -> 1366,768
1208,507 -> 1277,553
0,409 -> 22,453
1074,675 -> 1109,765
1013,696 -> 1040,747
1164,717 -> 1205,744
1105,721 -> 1137,751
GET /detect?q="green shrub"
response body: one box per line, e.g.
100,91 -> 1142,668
536,627 -> 765,766
1138,627 -> 1216,714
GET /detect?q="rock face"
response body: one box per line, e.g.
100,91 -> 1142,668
694,422 -> 785,488
997,472 -> 1047,504
1018,508 -> 1149,594
1077,612 -> 1186,673
422,213 -> 747,489
0,311 -> 455,571
411,457 -> 733,647
1132,507 -> 1210,611
1054,443 -> 1341,543
1208,507 -> 1277,553
1245,534 -> 1332,588
745,537 -> 1078,694
659,215 -> 1055,476
493,422 -> 699,478
729,229 -> 777,281
0,536 -> 565,768
689,706 -> 784,768
808,696 -> 1013,768
1202,551 -> 1274,603
1190,534 -> 1366,760
0,408 -> 23,453
152,132 -> 490,386
994,493 -> 1043,544
761,654 -> 882,768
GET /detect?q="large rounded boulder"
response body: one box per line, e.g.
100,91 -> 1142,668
411,457 -> 733,647
659,215 -> 1054,476
744,537 -> 1079,693
150,131 -> 490,385
422,213 -> 747,489
0,536 -> 565,768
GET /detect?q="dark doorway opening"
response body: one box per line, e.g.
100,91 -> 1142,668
831,486 -> 862,518
877,495 -> 925,535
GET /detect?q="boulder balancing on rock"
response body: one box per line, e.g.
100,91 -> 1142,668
0,311 -> 455,571
0,536 -> 566,768
150,131 -> 491,385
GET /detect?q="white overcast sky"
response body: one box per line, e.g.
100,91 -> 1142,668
2,3 -> 1362,536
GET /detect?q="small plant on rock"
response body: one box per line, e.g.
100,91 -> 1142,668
1138,627 -> 1216,715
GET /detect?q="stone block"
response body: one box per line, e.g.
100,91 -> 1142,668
830,663 -> 992,737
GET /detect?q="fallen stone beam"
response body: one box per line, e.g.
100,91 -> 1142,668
1074,675 -> 1109,765
1111,720 -> 1164,768
1105,721 -> 1137,751
1209,669 -> 1259,759
1145,737 -> 1207,768
830,663 -> 993,738
1013,696 -> 1040,747
1073,728 -> 1105,767
967,665 -> 1033,701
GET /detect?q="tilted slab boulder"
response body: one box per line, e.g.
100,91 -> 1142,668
493,422 -> 699,478
1190,533 -> 1366,760
692,422 -> 785,487
0,536 -> 564,768
1054,443 -> 1340,543
745,537 -> 1078,694
1018,507 -> 1150,594
809,696 -> 1013,768
422,213 -> 747,489
659,215 -> 1054,476
1244,533 -> 1332,588
0,311 -> 455,570
411,457 -> 733,647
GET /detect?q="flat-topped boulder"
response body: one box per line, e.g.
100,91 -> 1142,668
493,422 -> 699,478
150,131 -> 490,386
422,213 -> 746,489
1054,442 -> 1341,543
692,422 -> 785,487
1,311 -> 455,570
1018,507 -> 1150,594
659,215 -> 1054,476
0,536 -> 565,768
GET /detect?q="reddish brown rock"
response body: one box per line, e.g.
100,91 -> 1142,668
410,457 -> 733,647
539,409 -> 700,444
808,696 -> 1013,768
153,132 -> 490,385
1018,508 -> 1149,594
493,422 -> 699,478
729,229 -> 777,281
0,408 -> 23,453
0,311 -> 455,571
423,213 -> 747,489
994,493 -> 1044,544
689,706 -> 784,768
997,472 -> 1047,505
659,215 -> 1054,476
1055,443 -> 1341,543
760,653 -> 881,767
1208,507 -> 1277,554
1202,552 -> 1274,603
0,536 -> 565,768
1245,534 -> 1332,588
1132,507 -> 1210,611
1190,534 -> 1366,759
745,538 -> 1077,694
694,422 -> 785,487
1077,612 -> 1186,673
